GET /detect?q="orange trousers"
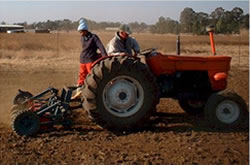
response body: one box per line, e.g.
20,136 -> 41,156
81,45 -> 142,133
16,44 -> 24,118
77,63 -> 92,86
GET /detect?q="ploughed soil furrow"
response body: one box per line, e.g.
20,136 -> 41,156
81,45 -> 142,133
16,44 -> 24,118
0,68 -> 248,164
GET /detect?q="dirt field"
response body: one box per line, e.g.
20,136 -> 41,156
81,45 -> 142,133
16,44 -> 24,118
0,32 -> 249,164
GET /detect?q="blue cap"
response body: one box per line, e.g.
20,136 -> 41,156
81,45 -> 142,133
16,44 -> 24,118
77,19 -> 88,31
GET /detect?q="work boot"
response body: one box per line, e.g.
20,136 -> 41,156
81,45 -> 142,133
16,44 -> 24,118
71,86 -> 82,100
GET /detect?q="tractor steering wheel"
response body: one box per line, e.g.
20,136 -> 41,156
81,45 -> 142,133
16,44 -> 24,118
139,48 -> 157,57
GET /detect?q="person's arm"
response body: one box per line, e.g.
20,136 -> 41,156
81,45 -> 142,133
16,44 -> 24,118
94,35 -> 107,57
106,41 -> 117,55
106,38 -> 125,56
131,38 -> 140,56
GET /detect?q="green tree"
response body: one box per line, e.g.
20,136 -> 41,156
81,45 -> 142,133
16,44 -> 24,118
180,7 -> 196,33
241,14 -> 249,29
210,7 -> 225,25
129,22 -> 147,33
197,12 -> 209,34
152,16 -> 179,34
216,11 -> 233,34
231,7 -> 244,33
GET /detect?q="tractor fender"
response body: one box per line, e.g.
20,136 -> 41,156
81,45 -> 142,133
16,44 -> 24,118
91,55 -> 140,68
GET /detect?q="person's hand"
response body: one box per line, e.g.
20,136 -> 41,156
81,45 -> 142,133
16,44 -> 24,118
119,52 -> 126,56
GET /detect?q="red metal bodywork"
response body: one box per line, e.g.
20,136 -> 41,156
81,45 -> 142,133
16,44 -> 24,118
146,53 -> 231,91
93,53 -> 231,91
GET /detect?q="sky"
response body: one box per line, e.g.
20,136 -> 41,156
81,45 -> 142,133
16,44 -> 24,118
0,1 -> 249,25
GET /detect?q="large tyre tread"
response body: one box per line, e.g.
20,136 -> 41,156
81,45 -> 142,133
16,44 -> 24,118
204,91 -> 248,128
91,63 -> 103,81
83,56 -> 159,131
82,86 -> 96,99
11,109 -> 40,136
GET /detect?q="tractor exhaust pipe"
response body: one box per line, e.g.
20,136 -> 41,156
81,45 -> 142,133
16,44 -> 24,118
206,25 -> 216,55
176,35 -> 180,55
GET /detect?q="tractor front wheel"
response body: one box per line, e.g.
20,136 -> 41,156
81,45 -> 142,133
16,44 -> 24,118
204,92 -> 248,128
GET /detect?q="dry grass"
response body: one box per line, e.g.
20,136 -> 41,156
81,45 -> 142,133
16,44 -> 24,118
0,31 -> 249,71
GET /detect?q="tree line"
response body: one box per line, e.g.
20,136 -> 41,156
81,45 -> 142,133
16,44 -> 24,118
150,7 -> 248,34
1,7 -> 248,34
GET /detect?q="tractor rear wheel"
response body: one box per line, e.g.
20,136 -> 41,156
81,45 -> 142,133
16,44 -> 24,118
11,109 -> 40,136
178,99 -> 205,115
82,56 -> 159,131
204,92 -> 248,128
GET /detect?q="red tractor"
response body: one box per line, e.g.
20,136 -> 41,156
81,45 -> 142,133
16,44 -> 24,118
81,28 -> 248,131
10,27 -> 248,136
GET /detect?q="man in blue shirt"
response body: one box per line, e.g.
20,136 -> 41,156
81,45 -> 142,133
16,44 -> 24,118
72,18 -> 107,99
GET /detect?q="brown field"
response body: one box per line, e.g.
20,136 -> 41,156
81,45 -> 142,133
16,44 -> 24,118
0,31 -> 249,164
0,30 -> 249,71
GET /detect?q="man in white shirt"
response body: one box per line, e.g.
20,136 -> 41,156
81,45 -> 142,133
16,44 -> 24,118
106,24 -> 140,56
